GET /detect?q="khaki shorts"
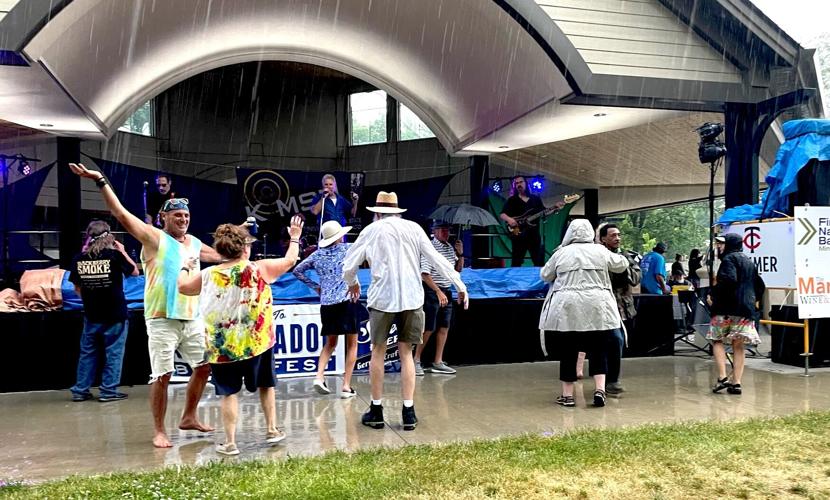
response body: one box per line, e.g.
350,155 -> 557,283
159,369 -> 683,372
369,308 -> 425,346
146,318 -> 208,381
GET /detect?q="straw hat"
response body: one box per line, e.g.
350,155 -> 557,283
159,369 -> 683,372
318,220 -> 352,248
367,191 -> 407,214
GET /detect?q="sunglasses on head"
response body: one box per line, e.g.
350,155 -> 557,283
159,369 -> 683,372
161,198 -> 189,212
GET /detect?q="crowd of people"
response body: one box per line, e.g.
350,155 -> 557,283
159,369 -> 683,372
65,164 -> 764,454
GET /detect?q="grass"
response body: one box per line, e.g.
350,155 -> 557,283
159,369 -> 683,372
4,411 -> 830,499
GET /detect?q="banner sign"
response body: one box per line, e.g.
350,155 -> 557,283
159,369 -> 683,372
354,320 -> 402,374
794,206 -> 830,319
272,303 -> 345,378
724,220 -> 796,288
236,169 -> 359,243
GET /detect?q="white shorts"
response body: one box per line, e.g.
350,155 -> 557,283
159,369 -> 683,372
146,318 -> 208,381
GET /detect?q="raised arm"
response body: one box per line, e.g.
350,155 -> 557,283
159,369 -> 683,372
114,240 -> 140,276
69,163 -> 158,248
199,244 -> 225,264
257,216 -> 304,284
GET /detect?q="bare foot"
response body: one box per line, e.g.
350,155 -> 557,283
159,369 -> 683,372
179,419 -> 214,433
153,432 -> 173,448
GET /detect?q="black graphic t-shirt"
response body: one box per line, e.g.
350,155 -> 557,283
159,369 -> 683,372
69,248 -> 132,323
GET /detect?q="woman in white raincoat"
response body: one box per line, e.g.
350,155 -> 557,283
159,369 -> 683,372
539,219 -> 629,408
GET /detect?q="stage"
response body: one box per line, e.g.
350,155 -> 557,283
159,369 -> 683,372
1,267 -> 676,393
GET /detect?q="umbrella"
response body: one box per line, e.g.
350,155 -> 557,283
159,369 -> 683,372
429,204 -> 500,227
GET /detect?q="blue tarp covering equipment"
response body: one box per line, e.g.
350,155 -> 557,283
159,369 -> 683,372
718,119 -> 830,224
62,267 -> 547,310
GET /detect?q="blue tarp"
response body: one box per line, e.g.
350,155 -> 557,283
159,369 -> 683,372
718,119 -> 830,224
62,267 -> 547,311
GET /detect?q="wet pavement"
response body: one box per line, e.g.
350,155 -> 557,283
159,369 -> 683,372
2,356 -> 829,483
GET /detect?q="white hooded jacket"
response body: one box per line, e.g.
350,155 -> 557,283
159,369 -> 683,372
538,219 -> 629,332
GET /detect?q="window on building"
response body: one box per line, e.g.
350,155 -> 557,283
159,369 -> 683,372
349,90 -> 387,145
119,100 -> 154,136
399,103 -> 435,140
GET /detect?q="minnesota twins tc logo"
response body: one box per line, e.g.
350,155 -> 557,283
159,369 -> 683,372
743,226 -> 761,253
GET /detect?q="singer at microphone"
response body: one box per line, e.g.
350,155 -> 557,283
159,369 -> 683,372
310,173 -> 358,226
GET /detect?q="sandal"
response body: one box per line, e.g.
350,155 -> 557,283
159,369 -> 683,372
593,390 -> 607,407
712,377 -> 731,394
726,383 -> 742,395
555,395 -> 575,407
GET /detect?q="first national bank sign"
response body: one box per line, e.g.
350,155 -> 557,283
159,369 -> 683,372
795,207 -> 830,319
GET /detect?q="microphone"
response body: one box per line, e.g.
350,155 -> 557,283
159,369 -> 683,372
143,181 -> 148,187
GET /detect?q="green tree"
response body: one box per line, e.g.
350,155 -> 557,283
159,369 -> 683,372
613,199 -> 724,258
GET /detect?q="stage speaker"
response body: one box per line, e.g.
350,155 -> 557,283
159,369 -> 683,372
769,305 -> 830,368
792,159 -> 830,208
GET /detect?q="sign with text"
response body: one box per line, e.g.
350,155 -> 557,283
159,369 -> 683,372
794,206 -> 830,319
272,304 -> 344,378
724,220 -> 795,288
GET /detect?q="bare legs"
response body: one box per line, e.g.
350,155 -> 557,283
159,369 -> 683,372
713,339 -> 746,384
220,394 -> 239,447
316,334 -> 359,392
414,327 -> 449,365
150,364 -> 213,448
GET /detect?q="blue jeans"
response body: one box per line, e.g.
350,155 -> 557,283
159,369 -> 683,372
71,319 -> 129,397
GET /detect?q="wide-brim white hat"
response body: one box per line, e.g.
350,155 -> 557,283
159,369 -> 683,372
318,220 -> 352,248
367,191 -> 407,214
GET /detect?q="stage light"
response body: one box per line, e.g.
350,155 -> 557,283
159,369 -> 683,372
695,122 -> 726,164
530,177 -> 544,193
18,161 -> 31,176
490,180 -> 502,193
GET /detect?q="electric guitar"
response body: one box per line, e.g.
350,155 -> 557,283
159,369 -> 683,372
507,193 -> 582,237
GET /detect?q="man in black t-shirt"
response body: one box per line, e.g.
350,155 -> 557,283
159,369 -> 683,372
69,221 -> 139,403
145,173 -> 182,227
499,176 -> 546,267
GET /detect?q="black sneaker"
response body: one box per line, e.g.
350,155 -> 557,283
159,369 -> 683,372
606,382 -> 625,395
72,392 -> 93,402
361,403 -> 385,429
98,392 -> 128,402
726,384 -> 742,395
402,405 -> 418,431
593,390 -> 607,407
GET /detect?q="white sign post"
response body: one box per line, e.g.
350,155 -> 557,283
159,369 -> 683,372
724,220 -> 796,288
794,207 -> 830,319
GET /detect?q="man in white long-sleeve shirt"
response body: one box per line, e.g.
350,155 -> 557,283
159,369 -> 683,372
343,192 -> 468,431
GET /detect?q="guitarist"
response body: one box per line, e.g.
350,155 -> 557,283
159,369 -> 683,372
500,176 -> 548,267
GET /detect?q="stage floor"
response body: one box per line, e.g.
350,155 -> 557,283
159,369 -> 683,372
3,356 -> 830,483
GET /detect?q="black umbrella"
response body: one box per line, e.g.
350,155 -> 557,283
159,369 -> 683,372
429,204 -> 500,227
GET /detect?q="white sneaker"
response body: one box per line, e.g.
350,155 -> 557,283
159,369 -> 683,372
266,429 -> 286,445
430,362 -> 457,374
414,361 -> 425,376
340,388 -> 356,399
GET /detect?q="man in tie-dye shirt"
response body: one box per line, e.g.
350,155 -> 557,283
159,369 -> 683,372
69,163 -> 225,449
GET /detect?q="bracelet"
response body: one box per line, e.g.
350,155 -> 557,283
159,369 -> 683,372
290,239 -> 300,244
95,177 -> 107,188
180,267 -> 190,273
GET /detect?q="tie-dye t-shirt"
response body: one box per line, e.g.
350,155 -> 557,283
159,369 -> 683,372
142,232 -> 202,320
200,261 -> 274,364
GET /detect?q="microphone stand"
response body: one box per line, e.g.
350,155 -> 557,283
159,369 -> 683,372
142,181 -> 149,224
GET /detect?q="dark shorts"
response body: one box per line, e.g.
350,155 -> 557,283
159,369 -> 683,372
320,300 -> 369,336
211,346 -> 276,396
423,285 -> 453,332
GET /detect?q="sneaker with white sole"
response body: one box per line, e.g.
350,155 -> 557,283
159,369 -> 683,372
216,443 -> 240,456
266,429 -> 286,444
414,361 -> 424,376
340,388 -> 356,399
312,379 -> 330,395
430,362 -> 456,374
